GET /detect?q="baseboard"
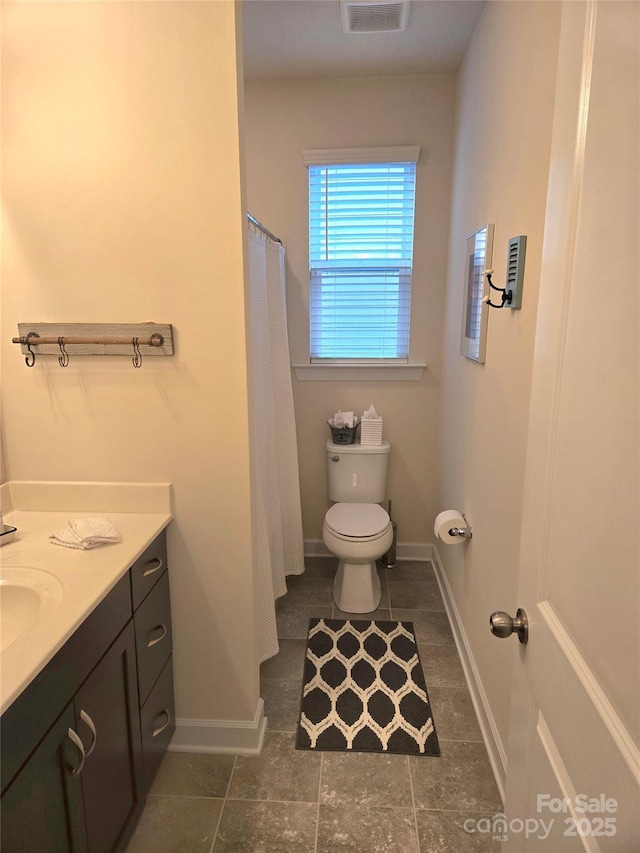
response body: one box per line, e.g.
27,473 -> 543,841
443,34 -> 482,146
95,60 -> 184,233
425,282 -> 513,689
431,546 -> 507,802
397,541 -> 433,562
168,698 -> 266,756
304,538 -> 432,562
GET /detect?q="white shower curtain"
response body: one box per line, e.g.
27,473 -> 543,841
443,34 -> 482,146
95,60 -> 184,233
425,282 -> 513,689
247,219 -> 305,663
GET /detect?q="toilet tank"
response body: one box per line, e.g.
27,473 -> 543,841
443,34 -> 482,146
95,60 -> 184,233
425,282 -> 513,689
327,439 -> 390,503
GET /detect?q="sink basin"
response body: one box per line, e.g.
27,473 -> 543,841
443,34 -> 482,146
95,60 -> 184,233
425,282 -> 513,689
0,567 -> 64,652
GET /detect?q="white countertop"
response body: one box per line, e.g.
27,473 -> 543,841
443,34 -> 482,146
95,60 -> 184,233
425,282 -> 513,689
0,483 -> 171,715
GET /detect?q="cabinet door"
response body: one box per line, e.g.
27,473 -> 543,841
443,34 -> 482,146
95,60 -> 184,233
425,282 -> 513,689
1,575 -> 132,795
74,622 -> 143,853
0,703 -> 89,853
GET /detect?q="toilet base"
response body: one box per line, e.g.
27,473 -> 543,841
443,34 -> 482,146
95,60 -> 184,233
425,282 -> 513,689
333,560 -> 382,614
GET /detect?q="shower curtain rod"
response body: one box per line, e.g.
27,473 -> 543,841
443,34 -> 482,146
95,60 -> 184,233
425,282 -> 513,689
247,213 -> 282,245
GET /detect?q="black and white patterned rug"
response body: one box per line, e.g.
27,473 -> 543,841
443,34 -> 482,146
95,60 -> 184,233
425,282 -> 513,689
296,618 -> 440,756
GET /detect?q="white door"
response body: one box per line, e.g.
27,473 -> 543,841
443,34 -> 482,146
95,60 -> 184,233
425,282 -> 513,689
500,2 -> 640,851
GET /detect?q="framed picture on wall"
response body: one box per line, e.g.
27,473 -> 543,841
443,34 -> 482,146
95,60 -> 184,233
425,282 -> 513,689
460,223 -> 494,363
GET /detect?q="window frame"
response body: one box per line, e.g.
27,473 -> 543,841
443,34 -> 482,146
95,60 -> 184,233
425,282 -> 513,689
303,146 -> 421,368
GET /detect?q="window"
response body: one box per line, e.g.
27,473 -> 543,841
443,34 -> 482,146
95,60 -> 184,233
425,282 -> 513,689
304,147 -> 419,362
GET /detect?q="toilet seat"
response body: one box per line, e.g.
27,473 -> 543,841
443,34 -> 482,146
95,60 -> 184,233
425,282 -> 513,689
324,503 -> 390,540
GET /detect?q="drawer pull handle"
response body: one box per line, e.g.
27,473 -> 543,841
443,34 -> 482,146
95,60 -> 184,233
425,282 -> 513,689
79,709 -> 97,758
142,557 -> 164,577
67,728 -> 86,777
147,623 -> 167,648
151,709 -> 171,738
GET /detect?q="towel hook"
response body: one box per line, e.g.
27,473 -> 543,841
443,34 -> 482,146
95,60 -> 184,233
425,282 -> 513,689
131,337 -> 142,369
24,332 -> 39,367
58,336 -> 70,367
483,272 -> 512,309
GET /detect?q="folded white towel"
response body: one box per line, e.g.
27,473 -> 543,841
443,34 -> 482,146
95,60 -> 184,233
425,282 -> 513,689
50,518 -> 121,550
69,517 -> 120,544
49,528 -> 85,550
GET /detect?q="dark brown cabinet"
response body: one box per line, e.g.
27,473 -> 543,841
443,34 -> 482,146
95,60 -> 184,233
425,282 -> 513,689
1,704 -> 89,852
130,532 -> 176,797
75,624 -> 142,853
134,571 -> 173,706
1,529 -> 174,852
139,655 -> 175,794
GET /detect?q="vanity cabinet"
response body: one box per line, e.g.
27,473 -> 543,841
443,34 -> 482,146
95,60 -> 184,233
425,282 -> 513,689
74,623 -> 143,853
1,622 -> 141,853
0,528 -> 174,852
130,532 -> 176,796
1,703 -> 88,851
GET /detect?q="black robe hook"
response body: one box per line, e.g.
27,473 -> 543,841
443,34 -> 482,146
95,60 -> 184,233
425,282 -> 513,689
485,273 -> 512,309
58,336 -> 70,367
132,337 -> 142,368
24,332 -> 39,367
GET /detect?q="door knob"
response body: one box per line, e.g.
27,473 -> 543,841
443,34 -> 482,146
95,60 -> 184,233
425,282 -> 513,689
490,608 -> 528,644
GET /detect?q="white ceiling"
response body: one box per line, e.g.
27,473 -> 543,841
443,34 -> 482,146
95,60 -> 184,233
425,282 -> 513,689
242,0 -> 486,80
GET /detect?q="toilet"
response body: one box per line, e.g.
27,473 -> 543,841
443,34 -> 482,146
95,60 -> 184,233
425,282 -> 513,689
322,439 -> 393,613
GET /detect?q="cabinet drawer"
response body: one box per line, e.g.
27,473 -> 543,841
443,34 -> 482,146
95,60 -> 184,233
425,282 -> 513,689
134,571 -> 172,705
140,655 -> 175,795
130,530 -> 167,610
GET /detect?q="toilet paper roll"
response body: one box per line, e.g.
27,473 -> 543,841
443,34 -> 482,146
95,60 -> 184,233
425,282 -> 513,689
434,510 -> 467,544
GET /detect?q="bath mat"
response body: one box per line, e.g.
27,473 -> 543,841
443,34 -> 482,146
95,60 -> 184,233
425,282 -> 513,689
296,618 -> 440,756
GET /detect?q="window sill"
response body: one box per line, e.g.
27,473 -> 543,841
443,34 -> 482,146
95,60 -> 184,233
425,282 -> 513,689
292,363 -> 426,381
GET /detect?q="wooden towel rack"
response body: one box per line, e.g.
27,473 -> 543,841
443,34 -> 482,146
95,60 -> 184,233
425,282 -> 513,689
13,323 -> 174,368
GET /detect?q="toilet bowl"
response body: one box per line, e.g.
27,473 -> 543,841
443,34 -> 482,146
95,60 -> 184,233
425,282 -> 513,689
323,502 -> 392,613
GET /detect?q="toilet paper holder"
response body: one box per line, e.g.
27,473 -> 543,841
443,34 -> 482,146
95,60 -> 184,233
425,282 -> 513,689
449,515 -> 473,539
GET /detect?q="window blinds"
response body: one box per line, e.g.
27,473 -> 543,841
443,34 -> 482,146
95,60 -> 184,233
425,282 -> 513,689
308,161 -> 417,361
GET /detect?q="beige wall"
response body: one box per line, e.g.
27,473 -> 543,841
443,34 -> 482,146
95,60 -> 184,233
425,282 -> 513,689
1,0 -> 566,757
437,1 -> 562,752
1,1 -> 259,722
244,74 -> 456,542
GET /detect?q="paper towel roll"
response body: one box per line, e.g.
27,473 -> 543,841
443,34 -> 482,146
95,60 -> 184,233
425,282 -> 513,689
434,510 -> 467,544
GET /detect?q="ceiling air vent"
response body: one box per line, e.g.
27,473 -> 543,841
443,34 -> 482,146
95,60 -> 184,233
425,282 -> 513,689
340,1 -> 411,34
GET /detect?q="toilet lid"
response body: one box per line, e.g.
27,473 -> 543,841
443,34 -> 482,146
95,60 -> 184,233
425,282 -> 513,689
325,503 -> 390,538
